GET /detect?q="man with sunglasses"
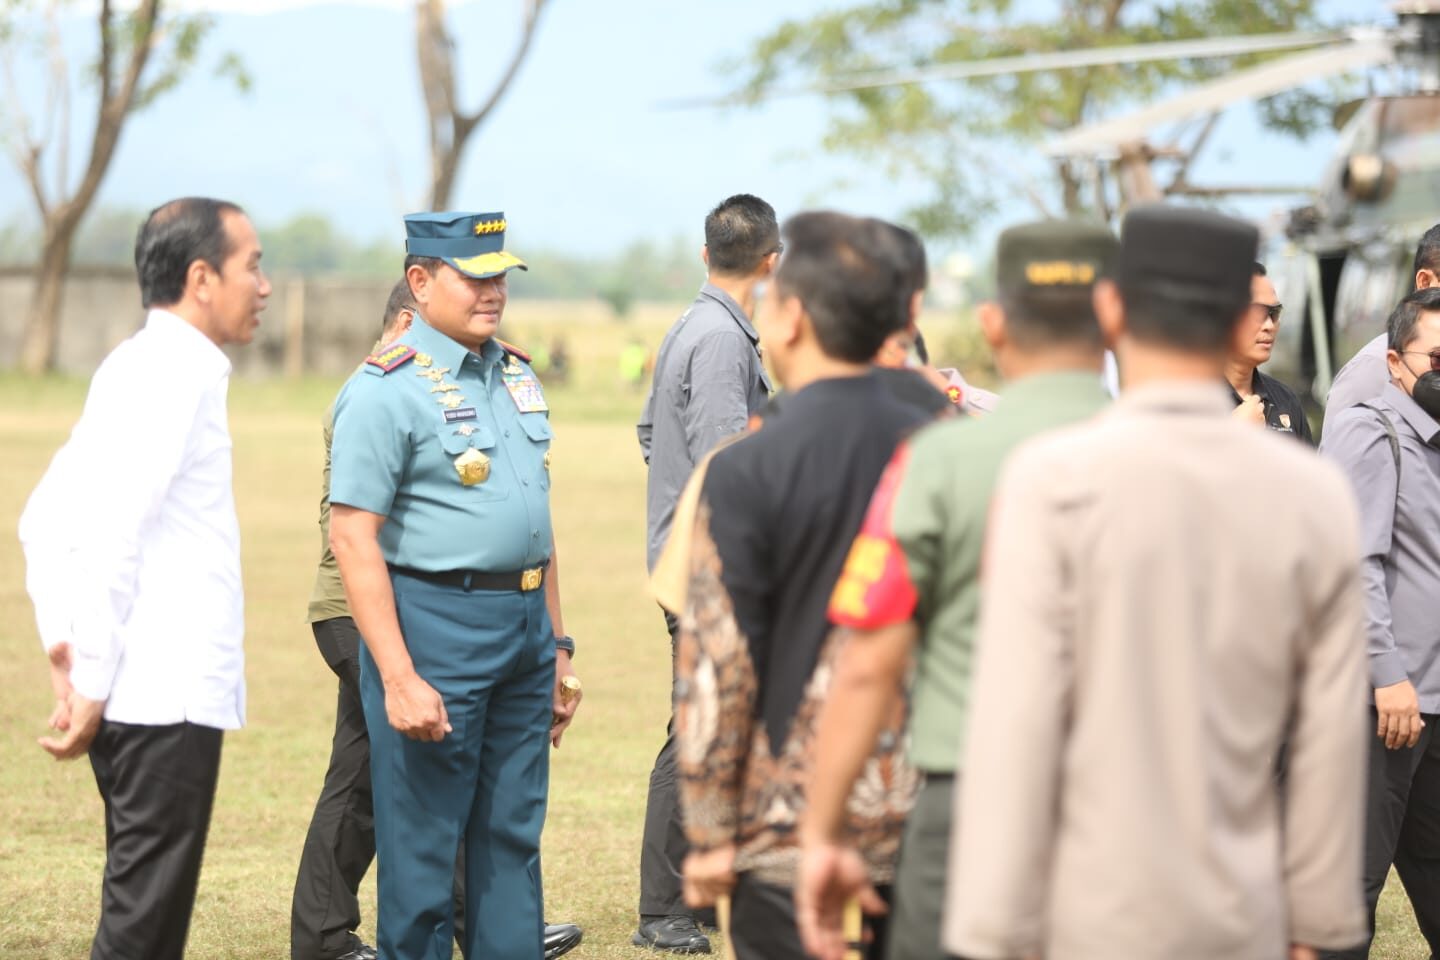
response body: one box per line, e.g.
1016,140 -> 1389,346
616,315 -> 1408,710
1228,263 -> 1313,443
1319,285 -> 1440,959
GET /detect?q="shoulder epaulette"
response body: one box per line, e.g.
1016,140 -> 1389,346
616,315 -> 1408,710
365,344 -> 417,374
496,338 -> 531,364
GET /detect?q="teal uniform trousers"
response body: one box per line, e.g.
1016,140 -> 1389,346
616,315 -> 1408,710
360,569 -> 554,960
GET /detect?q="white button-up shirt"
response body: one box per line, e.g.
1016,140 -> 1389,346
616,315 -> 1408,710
19,309 -> 246,729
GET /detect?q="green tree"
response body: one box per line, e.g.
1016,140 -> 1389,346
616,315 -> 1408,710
0,0 -> 248,372
737,0 -> 1346,236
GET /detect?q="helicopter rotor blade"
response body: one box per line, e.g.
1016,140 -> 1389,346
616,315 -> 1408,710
1047,33 -> 1394,157
660,30 -> 1352,109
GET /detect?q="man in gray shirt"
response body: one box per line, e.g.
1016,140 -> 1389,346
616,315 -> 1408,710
1323,224 -> 1440,420
1320,285 -> 1440,959
634,193 -> 778,953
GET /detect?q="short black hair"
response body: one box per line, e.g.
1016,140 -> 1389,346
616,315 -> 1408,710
1388,286 -> 1440,351
382,277 -> 417,333
134,197 -> 245,308
773,211 -> 910,363
704,194 -> 779,276
883,221 -> 927,301
1122,289 -> 1241,352
1414,223 -> 1440,282
403,253 -> 444,299
1001,290 -> 1104,350
1253,262 -> 1267,277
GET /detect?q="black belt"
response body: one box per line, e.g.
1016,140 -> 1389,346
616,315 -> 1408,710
389,564 -> 546,592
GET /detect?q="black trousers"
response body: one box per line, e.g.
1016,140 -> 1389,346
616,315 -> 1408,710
292,617 -> 468,960
638,609 -> 689,918
292,617 -> 377,959
729,874 -> 891,960
88,719 -> 224,960
1322,709 -> 1440,960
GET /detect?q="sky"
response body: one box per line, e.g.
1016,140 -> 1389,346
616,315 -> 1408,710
0,0 -> 1396,262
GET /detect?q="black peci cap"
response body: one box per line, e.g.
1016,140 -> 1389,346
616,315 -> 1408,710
1116,204 -> 1257,310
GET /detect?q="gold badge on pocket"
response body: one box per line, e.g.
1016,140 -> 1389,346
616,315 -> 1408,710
454,448 -> 490,486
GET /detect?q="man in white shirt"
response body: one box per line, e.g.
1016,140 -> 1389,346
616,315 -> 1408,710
19,197 -> 270,960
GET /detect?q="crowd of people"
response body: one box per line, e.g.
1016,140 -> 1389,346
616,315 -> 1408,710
18,192 -> 1440,960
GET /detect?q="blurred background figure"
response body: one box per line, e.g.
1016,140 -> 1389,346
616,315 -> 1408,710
1226,262 -> 1312,443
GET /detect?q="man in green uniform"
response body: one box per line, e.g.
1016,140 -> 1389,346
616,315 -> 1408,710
794,220 -> 1118,960
329,212 -> 581,960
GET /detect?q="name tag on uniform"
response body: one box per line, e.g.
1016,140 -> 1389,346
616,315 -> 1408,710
444,407 -> 478,423
502,372 -> 549,413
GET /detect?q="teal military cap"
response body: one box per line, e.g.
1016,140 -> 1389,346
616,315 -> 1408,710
403,211 -> 529,280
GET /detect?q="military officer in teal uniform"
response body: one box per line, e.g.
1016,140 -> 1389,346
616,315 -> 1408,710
329,211 -> 581,960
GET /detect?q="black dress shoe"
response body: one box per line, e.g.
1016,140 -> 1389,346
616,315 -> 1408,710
544,921 -> 583,959
334,945 -> 376,960
632,915 -> 713,954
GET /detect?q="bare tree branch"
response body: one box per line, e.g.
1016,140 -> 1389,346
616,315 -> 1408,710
0,35 -> 48,217
458,0 -> 547,133
66,0 -> 161,221
49,1 -> 69,213
1165,112 -> 1220,193
417,0 -> 550,207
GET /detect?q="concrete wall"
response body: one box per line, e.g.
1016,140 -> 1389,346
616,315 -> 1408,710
0,268 -> 418,377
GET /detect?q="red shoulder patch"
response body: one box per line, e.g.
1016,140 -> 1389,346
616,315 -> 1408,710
495,338 -> 531,364
365,344 -> 417,373
828,442 -> 920,629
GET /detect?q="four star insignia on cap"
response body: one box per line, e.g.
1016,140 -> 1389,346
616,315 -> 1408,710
473,218 -> 507,236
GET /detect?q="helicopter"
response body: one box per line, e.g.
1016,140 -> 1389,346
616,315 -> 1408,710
674,1 -> 1440,421
1041,1 -> 1440,420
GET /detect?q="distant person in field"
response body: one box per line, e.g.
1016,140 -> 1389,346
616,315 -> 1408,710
1319,286 -> 1440,960
20,197 -> 269,960
1227,262 -> 1312,443
633,193 -> 779,954
1324,223 -> 1440,422
945,206 -> 1368,960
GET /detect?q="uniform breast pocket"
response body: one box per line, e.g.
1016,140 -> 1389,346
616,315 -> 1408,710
519,414 -> 553,490
436,423 -> 509,501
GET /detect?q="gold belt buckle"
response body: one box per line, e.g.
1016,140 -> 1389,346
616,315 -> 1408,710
520,567 -> 543,592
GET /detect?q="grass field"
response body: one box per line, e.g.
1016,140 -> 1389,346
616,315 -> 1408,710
0,305 -> 1428,958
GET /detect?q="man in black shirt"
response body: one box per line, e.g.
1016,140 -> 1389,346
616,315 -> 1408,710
1227,262 -> 1313,443
673,212 -> 928,959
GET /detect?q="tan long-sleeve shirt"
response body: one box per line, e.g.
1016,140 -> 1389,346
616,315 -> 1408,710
946,382 -> 1369,960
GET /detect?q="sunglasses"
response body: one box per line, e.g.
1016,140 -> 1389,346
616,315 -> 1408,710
1251,302 -> 1283,322
1401,350 -> 1440,372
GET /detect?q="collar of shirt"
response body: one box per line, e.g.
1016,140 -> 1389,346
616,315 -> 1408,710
1115,380 -> 1233,418
145,308 -> 232,380
1224,368 -> 1270,406
1000,369 -> 1113,411
1381,381 -> 1440,445
698,282 -> 759,344
407,311 -> 506,374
